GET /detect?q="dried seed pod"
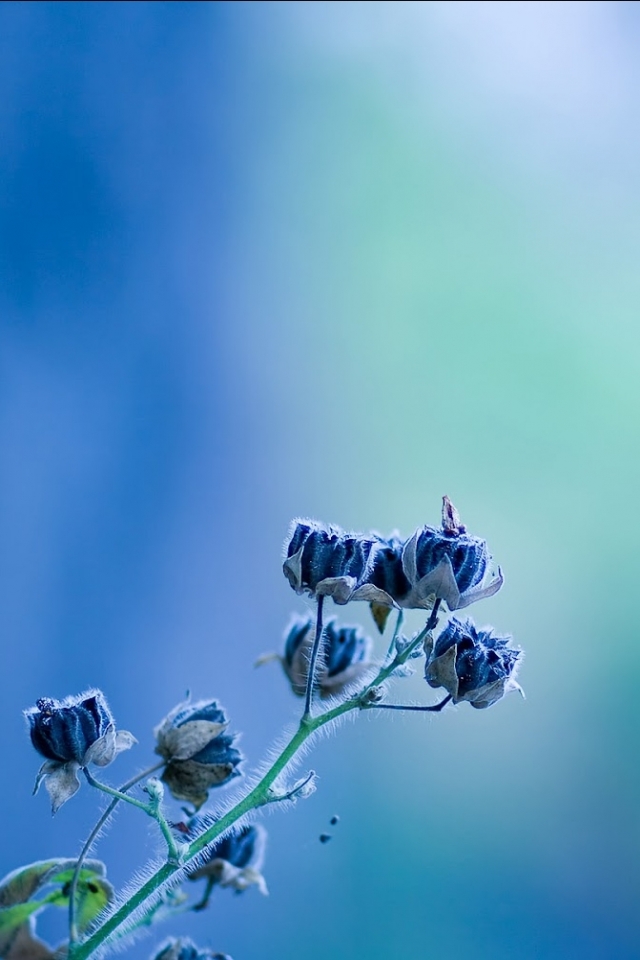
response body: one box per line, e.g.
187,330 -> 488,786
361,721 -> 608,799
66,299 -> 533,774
424,617 -> 523,709
25,691 -> 135,813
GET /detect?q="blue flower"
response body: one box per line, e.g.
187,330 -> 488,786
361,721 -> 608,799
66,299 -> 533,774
26,690 -> 135,813
183,821 -> 268,901
283,520 -> 397,605
424,617 -> 522,708
154,699 -> 242,809
283,498 -> 502,613
401,497 -> 503,611
279,614 -> 372,697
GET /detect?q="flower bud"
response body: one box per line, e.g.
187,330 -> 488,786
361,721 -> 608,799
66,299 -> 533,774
283,499 -> 502,613
424,617 -> 522,709
154,699 -> 242,809
185,821 -> 268,899
281,614 -> 372,697
283,520 -> 405,608
25,690 -> 135,813
401,497 -> 503,611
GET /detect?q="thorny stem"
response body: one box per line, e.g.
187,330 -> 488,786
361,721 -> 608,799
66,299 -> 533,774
302,595 -> 325,719
68,763 -> 164,944
70,602 -> 444,960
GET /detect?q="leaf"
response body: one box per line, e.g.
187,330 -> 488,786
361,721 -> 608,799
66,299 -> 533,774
0,861 -> 83,909
370,602 -> 392,634
2,920 -> 54,959
0,903 -> 42,954
0,858 -> 113,952
46,863 -> 114,933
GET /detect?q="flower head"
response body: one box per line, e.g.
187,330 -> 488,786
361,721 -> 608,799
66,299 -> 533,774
281,614 -> 372,697
424,617 -> 522,708
401,497 -> 503,611
283,520 -> 407,607
154,699 -> 242,809
183,821 -> 268,899
283,498 -> 502,613
25,690 -> 135,813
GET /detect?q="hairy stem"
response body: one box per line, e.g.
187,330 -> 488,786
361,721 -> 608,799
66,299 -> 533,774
367,695 -> 452,713
83,770 -> 152,814
69,762 -> 164,944
302,595 -> 324,719
71,604 -> 444,959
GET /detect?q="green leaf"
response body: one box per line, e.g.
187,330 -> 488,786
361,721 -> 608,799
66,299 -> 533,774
47,863 -> 114,933
0,858 -> 114,949
0,861 -> 72,908
0,902 -> 42,953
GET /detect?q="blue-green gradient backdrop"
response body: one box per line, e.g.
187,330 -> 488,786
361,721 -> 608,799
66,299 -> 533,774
1,2 -> 638,958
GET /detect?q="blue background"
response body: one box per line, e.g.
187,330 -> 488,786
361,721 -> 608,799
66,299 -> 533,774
1,3 -> 639,958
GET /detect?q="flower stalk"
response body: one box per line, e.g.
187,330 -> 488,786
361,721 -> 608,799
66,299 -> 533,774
68,603 -> 440,960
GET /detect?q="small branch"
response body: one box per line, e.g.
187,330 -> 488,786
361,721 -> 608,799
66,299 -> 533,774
83,770 -> 152,813
263,769 -> 316,805
68,762 -> 164,944
367,695 -> 452,713
192,876 -> 216,913
383,608 -> 405,664
72,605 -> 447,958
302,595 -> 325,720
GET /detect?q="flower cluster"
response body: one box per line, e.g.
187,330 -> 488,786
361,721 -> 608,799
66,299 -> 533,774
26,691 -> 135,812
283,496 -> 503,613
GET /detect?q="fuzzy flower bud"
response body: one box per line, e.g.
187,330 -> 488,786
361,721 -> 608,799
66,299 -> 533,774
182,820 -> 268,901
283,521 -> 406,607
283,615 -> 372,697
401,497 -> 503,611
283,498 -> 502,613
25,690 -> 135,813
154,699 -> 242,809
424,617 -> 523,708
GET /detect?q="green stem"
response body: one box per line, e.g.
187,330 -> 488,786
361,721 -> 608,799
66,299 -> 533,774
69,762 -> 164,944
71,607 -> 442,959
83,770 -> 152,814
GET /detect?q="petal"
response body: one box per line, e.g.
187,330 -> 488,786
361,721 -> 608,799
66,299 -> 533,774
457,567 -> 504,609
425,645 -> 459,699
349,584 -> 397,607
32,761 -> 59,797
401,530 -> 419,584
405,555 -> 461,611
314,576 -> 357,604
113,729 -> 137,756
282,546 -> 304,592
43,762 -> 81,814
160,721 -> 227,761
83,725 -> 116,767
162,760 -> 237,808
463,678 -> 507,709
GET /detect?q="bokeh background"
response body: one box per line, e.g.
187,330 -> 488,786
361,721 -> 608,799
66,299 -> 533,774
1,1 -> 639,958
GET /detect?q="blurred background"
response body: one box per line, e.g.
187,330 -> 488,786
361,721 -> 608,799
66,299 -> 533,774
1,1 -> 639,957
